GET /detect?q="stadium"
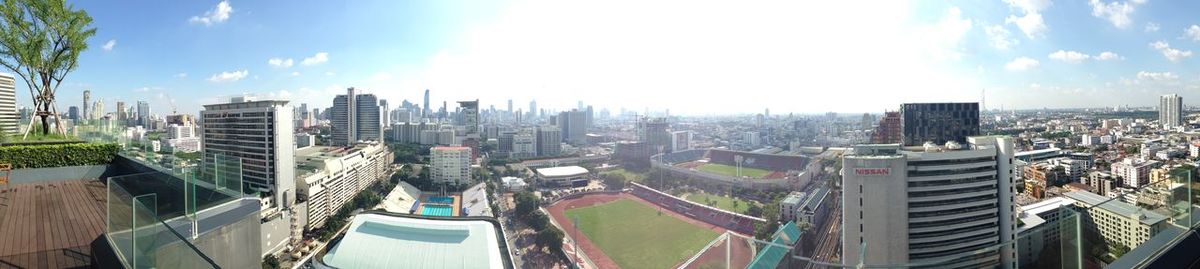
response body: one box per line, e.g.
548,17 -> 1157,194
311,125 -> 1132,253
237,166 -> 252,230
652,149 -> 811,190
545,183 -> 768,269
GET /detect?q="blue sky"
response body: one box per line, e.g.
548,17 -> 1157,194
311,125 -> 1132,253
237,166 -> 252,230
12,0 -> 1200,115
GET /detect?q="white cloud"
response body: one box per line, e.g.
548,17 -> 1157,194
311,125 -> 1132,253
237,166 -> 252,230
1136,71 -> 1178,81
190,0 -> 233,26
301,52 -> 329,66
324,71 -> 335,76
1094,51 -> 1123,61
1150,41 -> 1193,62
1184,25 -> 1200,41
268,58 -> 294,68
207,70 -> 248,82
1088,0 -> 1143,29
1048,50 -> 1090,63
1005,57 -> 1039,71
102,40 -> 116,51
1003,0 -> 1050,38
291,71 -> 300,76
918,7 -> 972,60
1145,22 -> 1160,32
984,25 -> 1018,50
174,73 -> 188,78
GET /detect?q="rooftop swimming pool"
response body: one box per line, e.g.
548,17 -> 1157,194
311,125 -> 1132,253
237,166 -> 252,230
421,204 -> 453,217
428,196 -> 455,204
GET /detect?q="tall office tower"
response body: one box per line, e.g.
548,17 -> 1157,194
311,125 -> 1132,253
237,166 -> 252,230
458,100 -> 480,136
423,89 -> 431,118
431,146 -> 471,186
842,136 -> 1016,268
529,100 -> 537,120
556,109 -> 589,145
1160,94 -> 1183,129
67,106 -> 79,121
379,99 -> 390,126
507,99 -> 513,114
200,96 -> 295,209
577,101 -> 584,110
440,101 -> 448,119
900,102 -> 980,146
872,111 -> 901,144
116,101 -> 127,121
636,117 -> 671,151
535,125 -> 561,157
861,113 -> 873,130
136,101 -> 151,127
82,89 -> 90,121
0,73 -> 15,134
331,88 -> 383,146
92,99 -> 104,120
299,103 -> 308,118
312,109 -> 320,121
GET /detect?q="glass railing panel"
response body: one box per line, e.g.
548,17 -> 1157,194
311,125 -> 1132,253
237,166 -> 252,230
106,177 -> 136,267
1168,169 -> 1196,228
132,194 -> 158,268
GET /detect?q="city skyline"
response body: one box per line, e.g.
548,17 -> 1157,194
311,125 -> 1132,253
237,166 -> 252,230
8,0 -> 1200,116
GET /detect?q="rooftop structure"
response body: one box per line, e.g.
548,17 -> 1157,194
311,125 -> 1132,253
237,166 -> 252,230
318,212 -> 512,269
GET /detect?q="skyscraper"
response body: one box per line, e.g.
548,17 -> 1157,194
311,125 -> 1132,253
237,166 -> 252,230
1160,94 -> 1183,129
557,109 -> 590,145
201,96 -> 295,209
0,73 -> 15,134
529,100 -> 537,120
535,125 -> 561,157
842,136 -> 1016,268
82,90 -> 90,121
136,101 -> 151,127
458,100 -> 479,136
67,106 -> 79,122
116,101 -> 127,121
872,111 -> 901,144
423,89 -> 430,118
900,102 -> 980,146
331,87 -> 383,146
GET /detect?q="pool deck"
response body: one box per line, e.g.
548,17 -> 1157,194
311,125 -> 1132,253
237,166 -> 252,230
415,194 -> 463,217
452,196 -> 461,216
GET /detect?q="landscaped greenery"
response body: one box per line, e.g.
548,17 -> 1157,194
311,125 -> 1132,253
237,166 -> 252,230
600,168 -> 647,183
684,192 -> 752,214
0,142 -> 118,168
696,163 -> 773,179
565,199 -> 718,269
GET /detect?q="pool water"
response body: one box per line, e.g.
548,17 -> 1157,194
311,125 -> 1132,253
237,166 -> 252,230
421,204 -> 453,216
428,196 -> 455,204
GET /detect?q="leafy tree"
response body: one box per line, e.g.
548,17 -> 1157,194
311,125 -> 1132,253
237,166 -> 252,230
0,0 -> 97,136
262,254 -> 280,269
514,191 -> 540,217
535,226 -> 565,250
601,173 -> 627,190
527,211 -> 549,231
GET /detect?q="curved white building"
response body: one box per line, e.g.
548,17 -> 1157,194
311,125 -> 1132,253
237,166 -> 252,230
841,136 -> 1016,269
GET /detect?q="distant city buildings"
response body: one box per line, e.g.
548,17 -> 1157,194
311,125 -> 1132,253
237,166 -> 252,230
900,102 -> 980,146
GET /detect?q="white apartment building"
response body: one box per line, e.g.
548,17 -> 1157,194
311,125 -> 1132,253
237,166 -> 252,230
1062,190 -> 1167,249
842,136 -> 1017,268
294,142 -> 393,230
511,132 -> 537,159
201,97 -> 295,210
0,73 -> 18,134
432,146 -> 471,186
1110,158 -> 1161,188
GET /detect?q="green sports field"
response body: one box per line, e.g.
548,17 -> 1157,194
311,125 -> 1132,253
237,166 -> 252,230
565,199 -> 719,269
695,163 -> 773,179
684,192 -> 752,214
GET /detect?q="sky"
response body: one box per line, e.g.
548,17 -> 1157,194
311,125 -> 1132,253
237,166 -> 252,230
9,0 -> 1200,116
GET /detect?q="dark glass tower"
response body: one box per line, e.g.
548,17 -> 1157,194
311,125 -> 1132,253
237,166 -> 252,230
900,102 -> 979,146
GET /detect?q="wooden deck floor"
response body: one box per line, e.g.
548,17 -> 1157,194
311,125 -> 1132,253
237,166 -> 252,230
0,180 -> 108,268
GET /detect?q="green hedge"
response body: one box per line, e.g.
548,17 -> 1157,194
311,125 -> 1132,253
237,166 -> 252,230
0,143 -> 120,169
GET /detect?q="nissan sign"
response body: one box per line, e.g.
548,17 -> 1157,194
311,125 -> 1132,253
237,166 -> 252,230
854,168 -> 890,176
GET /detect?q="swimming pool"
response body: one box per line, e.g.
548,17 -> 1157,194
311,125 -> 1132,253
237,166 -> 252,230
428,196 -> 455,204
421,204 -> 453,217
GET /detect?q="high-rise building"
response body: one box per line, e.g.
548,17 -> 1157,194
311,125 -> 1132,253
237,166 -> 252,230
431,146 -> 471,186
900,102 -> 980,146
842,136 -> 1016,268
82,90 -> 90,121
116,101 -> 127,121
670,130 -> 692,152
136,101 -> 151,127
67,106 -> 79,121
200,97 -> 295,209
331,87 -> 382,146
0,73 -> 16,134
556,109 -> 589,145
458,100 -> 479,136
379,99 -> 389,127
507,99 -> 513,114
1160,94 -> 1183,129
535,125 -> 561,157
637,117 -> 672,152
423,89 -> 431,118
528,100 -> 537,120
91,99 -> 104,121
872,111 -> 901,144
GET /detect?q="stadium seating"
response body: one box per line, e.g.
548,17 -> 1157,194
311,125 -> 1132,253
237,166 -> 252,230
629,183 -> 762,235
707,149 -> 808,171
